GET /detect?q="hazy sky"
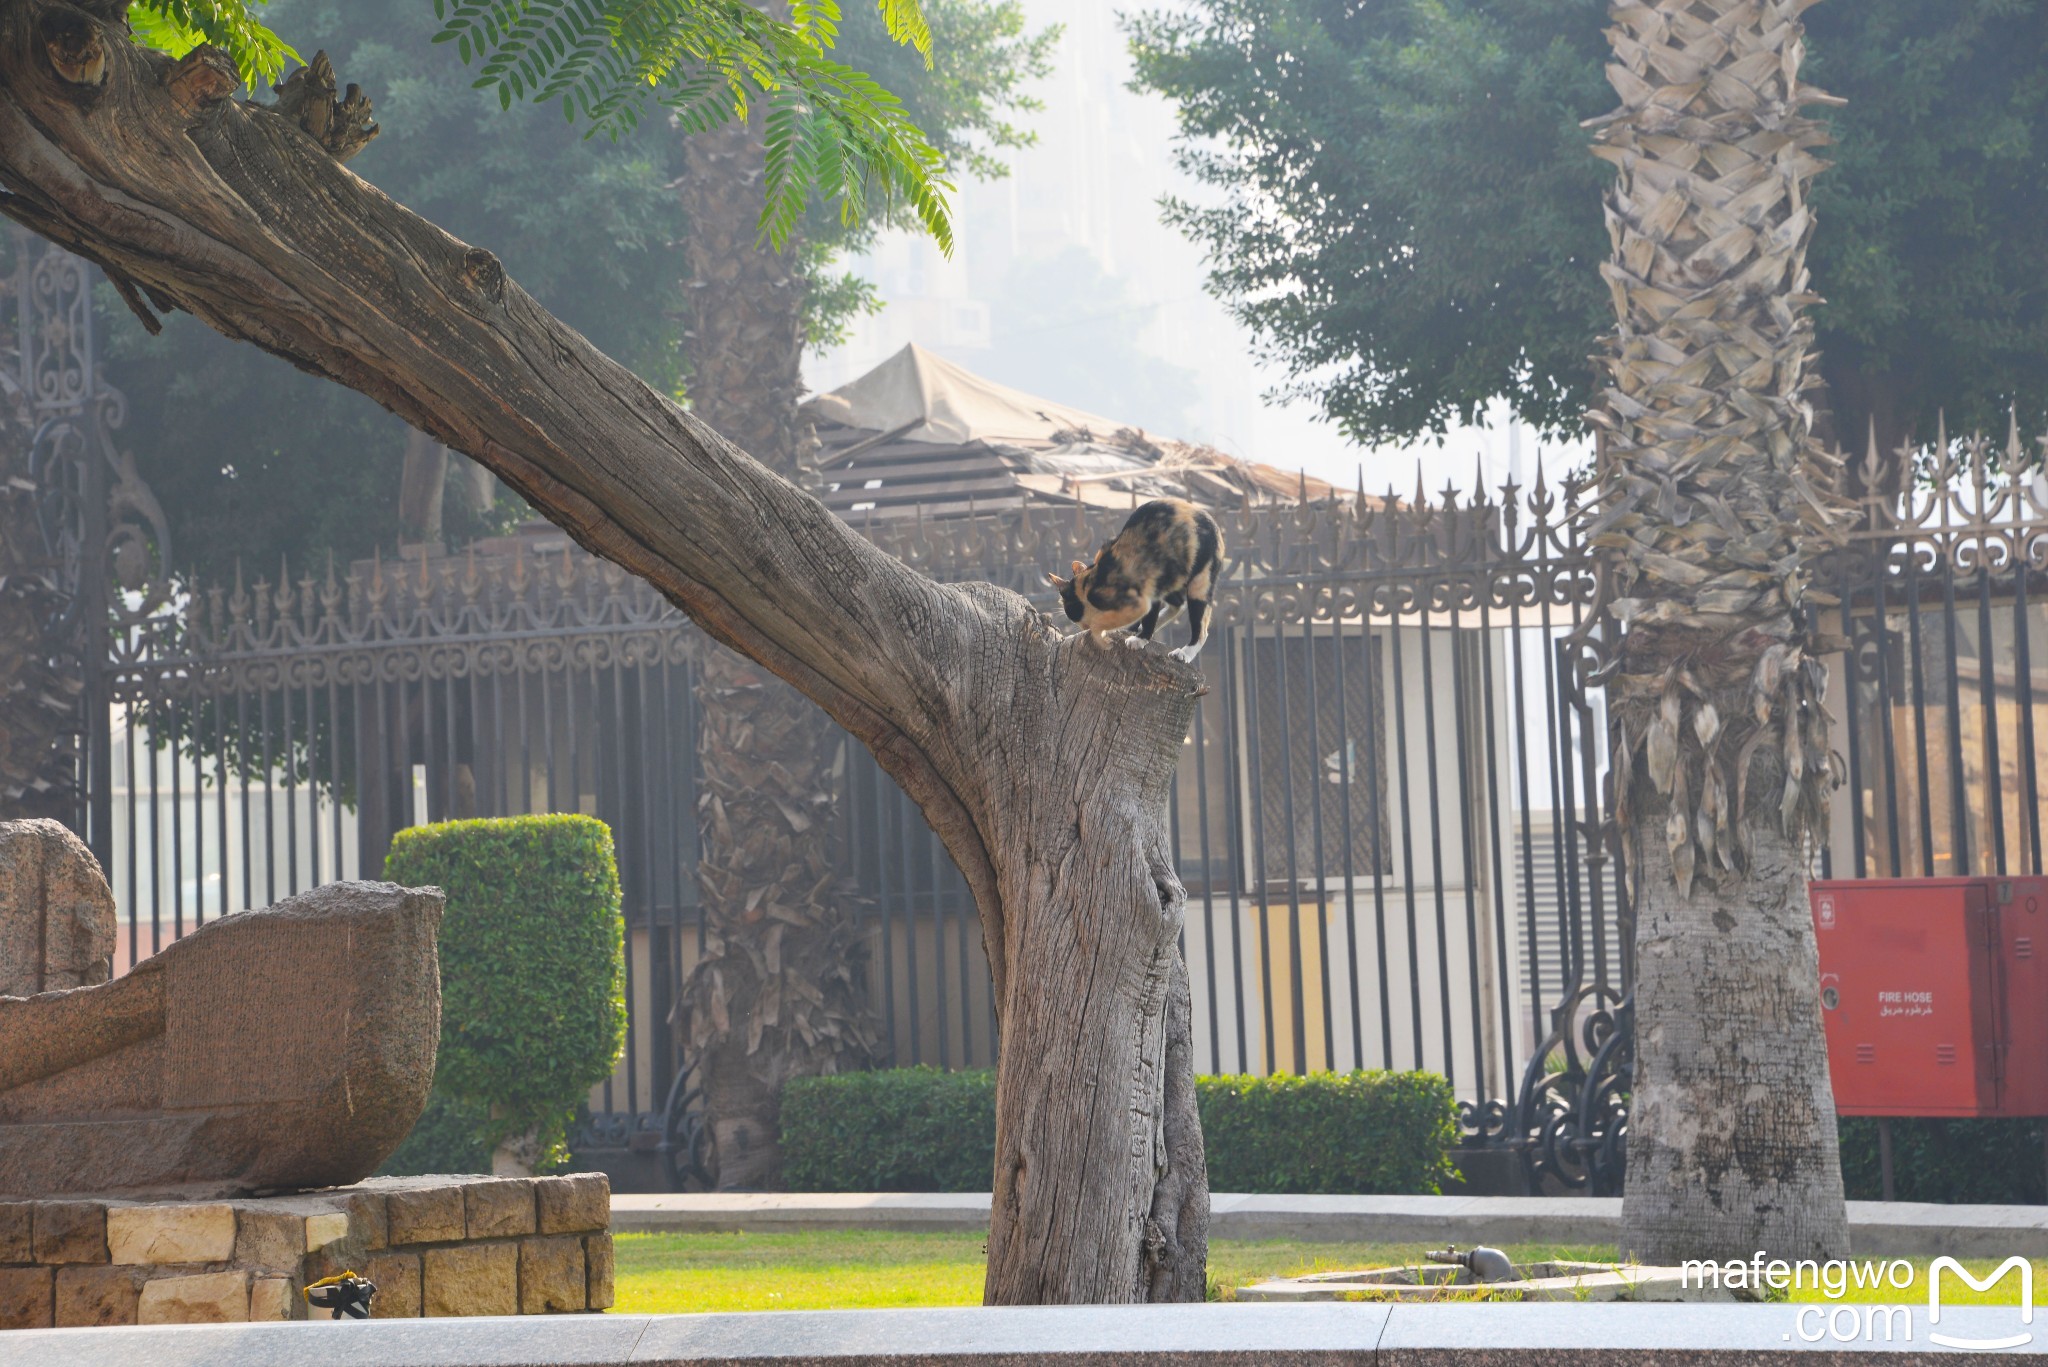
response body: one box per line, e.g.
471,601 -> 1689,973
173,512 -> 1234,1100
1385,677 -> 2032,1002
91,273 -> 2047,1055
807,0 -> 1591,501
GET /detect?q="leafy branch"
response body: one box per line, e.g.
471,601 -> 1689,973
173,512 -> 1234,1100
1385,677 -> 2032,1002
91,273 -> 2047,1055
431,1 -> 954,250
129,0 -> 300,86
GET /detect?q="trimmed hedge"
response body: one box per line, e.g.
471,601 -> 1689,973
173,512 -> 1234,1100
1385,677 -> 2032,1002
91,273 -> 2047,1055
1840,1116 -> 2045,1205
1199,1071 -> 1460,1194
781,1067 -> 1459,1195
380,814 -> 627,1175
783,1068 -> 998,1193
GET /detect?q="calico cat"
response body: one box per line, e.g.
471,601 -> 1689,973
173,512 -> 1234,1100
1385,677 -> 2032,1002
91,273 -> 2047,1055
1047,498 -> 1224,662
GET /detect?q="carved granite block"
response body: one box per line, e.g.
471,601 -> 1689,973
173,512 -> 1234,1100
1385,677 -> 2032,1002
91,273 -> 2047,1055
231,1208 -> 304,1273
0,1266 -> 52,1329
422,1242 -> 516,1317
108,1203 -> 236,1265
518,1236 -> 586,1314
585,1232 -> 613,1310
363,1250 -> 421,1320
0,875 -> 442,1198
248,1276 -> 296,1322
387,1185 -> 465,1247
136,1269 -> 248,1324
0,1201 -> 29,1262
53,1265 -> 148,1327
31,1202 -> 105,1264
0,819 -> 114,998
535,1173 -> 609,1235
464,1179 -> 534,1240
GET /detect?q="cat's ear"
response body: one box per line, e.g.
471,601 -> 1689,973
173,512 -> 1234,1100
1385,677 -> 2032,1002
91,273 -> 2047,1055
1071,559 -> 1089,577
1046,570 -> 1070,589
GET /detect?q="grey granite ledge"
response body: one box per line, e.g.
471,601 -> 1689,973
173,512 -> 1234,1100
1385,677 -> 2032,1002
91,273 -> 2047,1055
8,1304 -> 2043,1365
611,1194 -> 2048,1258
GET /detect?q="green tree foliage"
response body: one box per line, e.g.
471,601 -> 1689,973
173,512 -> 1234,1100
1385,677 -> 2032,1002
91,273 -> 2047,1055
1127,0 -> 2048,453
130,0 -> 300,83
107,0 -> 1050,587
383,814 -> 627,1172
107,0 -> 686,585
129,1 -> 955,247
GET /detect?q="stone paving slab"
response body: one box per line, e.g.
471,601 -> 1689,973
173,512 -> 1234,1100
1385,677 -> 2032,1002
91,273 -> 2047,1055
611,1193 -> 2048,1257
5,1303 -> 2047,1364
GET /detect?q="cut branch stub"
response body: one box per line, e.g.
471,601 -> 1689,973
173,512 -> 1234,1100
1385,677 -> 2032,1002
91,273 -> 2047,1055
163,45 -> 236,121
271,51 -> 377,163
38,6 -> 101,87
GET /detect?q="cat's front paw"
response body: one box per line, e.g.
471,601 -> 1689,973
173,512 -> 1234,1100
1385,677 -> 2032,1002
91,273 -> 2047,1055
1124,634 -> 1150,650
1169,646 -> 1199,663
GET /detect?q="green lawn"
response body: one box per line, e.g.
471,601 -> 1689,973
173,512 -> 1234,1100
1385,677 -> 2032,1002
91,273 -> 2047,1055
614,1232 -> 1609,1313
615,1233 -> 2045,1314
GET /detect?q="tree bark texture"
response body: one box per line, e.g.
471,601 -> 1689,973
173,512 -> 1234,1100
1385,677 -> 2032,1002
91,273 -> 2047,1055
0,4 -> 1209,1300
1625,749 -> 1845,1262
676,77 -> 873,1191
1586,0 -> 1851,1260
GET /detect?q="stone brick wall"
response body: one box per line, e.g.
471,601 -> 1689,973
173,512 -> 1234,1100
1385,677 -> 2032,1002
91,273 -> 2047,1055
0,1173 -> 613,1328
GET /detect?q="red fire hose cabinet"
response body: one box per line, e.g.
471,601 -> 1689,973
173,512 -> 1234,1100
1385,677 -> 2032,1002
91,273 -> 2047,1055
1810,877 -> 2048,1117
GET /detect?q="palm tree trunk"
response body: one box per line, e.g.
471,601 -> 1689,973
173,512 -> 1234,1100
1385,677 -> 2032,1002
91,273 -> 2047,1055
1588,0 -> 1851,1260
676,97 -> 873,1190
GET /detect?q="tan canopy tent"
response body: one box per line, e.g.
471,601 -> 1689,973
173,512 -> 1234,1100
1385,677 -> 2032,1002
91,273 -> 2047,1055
802,343 -> 1341,521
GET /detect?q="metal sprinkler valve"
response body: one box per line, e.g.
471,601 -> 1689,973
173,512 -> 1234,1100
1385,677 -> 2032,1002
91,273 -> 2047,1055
1427,1245 -> 1515,1284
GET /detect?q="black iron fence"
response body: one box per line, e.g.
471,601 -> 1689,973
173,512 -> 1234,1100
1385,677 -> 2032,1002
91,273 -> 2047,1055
97,473 -> 1640,1191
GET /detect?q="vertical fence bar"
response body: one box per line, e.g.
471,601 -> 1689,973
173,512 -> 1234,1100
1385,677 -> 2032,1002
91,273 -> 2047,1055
1331,613 -> 1362,1071
1939,552 -> 1972,873
1219,627 -> 1250,1073
1385,609 -> 1423,1068
168,699 -> 184,939
1450,624 -> 1489,1100
1870,558 -> 1903,876
303,679 -> 319,887
2017,552 -> 2042,875
124,703 -> 138,968
1508,580 -> 1545,1078
1476,581 -> 1517,1106
1361,618 -> 1394,1071
1298,610 -> 1335,1069
1415,593 -> 1456,1088
1904,569 -> 1937,875
1241,624 -> 1276,1074
1975,547 -> 2006,876
1839,559 -> 1868,878
276,683 -> 293,894
1192,689 -> 1221,1073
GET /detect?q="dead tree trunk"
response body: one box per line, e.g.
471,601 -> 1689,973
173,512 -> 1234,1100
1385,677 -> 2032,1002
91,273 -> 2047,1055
0,2 -> 1208,1301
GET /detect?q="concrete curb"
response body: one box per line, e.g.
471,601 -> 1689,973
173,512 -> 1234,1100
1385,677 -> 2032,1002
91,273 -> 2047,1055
7,1303 -> 2045,1364
612,1193 -> 2048,1257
